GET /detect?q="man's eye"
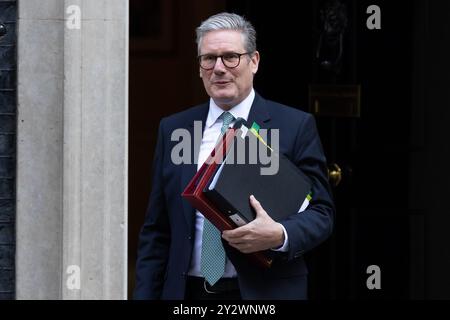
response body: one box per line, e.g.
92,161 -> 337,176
223,54 -> 238,61
204,55 -> 216,61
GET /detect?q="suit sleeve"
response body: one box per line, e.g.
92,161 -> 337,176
133,119 -> 170,299
280,114 -> 335,261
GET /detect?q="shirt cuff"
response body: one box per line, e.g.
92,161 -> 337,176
271,224 -> 289,252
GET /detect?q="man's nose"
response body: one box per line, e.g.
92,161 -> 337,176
213,57 -> 227,74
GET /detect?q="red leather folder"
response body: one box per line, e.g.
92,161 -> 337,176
181,128 -> 273,268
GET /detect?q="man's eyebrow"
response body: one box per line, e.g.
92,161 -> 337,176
201,51 -> 239,56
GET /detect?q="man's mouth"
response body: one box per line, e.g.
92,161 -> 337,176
213,80 -> 231,85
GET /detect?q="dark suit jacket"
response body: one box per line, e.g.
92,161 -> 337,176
134,93 -> 335,300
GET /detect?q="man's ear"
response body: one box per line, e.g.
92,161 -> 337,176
251,51 -> 260,75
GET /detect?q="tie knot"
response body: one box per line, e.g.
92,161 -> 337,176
219,112 -> 235,134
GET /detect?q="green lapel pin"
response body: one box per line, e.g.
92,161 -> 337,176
250,122 -> 260,135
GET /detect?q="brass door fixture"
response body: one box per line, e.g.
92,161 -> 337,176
328,163 -> 342,187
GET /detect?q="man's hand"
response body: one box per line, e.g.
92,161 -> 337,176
222,195 -> 285,253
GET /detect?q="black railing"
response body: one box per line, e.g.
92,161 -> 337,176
0,0 -> 16,300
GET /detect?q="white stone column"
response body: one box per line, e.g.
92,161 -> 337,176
16,0 -> 128,299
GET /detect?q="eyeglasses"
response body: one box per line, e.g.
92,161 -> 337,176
198,52 -> 252,70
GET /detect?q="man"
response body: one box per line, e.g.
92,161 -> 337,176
134,12 -> 334,300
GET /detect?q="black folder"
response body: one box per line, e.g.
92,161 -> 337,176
182,127 -> 274,267
203,129 -> 312,226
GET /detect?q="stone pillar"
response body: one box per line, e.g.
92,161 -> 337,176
16,0 -> 128,299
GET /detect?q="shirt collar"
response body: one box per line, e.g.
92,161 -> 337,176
205,89 -> 255,128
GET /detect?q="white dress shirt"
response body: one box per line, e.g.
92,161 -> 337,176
187,89 -> 288,278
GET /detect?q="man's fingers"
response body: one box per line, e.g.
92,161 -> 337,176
249,195 -> 263,212
222,225 -> 248,239
224,233 -> 251,244
227,241 -> 253,253
250,195 -> 269,218
226,238 -> 246,246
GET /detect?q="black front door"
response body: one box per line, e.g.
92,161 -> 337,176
227,0 -> 421,299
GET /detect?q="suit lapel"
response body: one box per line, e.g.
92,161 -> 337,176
180,104 -> 209,234
246,93 -> 271,131
246,93 -> 272,148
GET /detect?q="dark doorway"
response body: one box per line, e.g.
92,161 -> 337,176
226,0 -> 419,299
128,0 -> 226,297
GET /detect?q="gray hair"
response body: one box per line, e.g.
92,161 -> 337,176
196,12 -> 257,55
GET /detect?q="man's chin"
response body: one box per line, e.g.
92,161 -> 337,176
211,88 -> 233,97
212,96 -> 236,108
211,91 -> 235,103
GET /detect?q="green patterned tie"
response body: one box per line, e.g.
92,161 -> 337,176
201,111 -> 235,286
